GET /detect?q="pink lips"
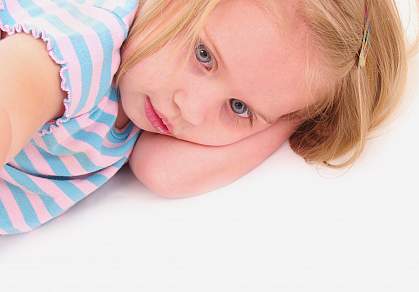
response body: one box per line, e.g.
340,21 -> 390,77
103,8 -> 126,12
144,96 -> 172,135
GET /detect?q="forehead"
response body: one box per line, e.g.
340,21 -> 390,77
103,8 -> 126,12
204,0 -> 315,118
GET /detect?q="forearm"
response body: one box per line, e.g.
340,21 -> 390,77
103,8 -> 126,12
129,120 -> 297,198
130,132 -> 247,197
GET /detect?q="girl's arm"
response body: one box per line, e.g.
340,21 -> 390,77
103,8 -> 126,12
0,33 -> 64,165
129,119 -> 299,198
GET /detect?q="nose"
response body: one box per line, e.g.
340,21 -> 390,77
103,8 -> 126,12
173,84 -> 226,127
173,90 -> 205,126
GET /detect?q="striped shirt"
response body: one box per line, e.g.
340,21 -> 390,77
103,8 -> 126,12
0,0 -> 142,235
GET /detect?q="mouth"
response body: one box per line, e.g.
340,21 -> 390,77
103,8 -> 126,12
144,96 -> 172,135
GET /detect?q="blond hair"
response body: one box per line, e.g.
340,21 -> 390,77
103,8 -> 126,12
289,0 -> 417,168
114,0 -> 418,169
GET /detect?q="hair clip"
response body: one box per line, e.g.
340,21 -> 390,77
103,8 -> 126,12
358,5 -> 371,68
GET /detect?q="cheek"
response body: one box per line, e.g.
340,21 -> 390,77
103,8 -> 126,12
121,40 -> 186,89
121,93 -> 144,123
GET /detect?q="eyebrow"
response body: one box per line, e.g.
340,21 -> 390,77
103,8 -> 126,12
202,28 -> 277,125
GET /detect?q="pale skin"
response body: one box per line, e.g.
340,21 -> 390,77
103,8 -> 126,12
0,0 -> 319,198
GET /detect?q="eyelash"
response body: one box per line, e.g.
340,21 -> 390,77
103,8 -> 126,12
194,40 -> 256,128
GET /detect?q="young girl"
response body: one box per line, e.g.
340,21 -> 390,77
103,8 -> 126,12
0,0 -> 415,235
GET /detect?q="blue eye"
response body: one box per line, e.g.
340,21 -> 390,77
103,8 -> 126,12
230,99 -> 249,116
195,42 -> 215,71
230,98 -> 252,118
230,99 -> 255,127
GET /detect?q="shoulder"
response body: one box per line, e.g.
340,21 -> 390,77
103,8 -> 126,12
0,0 -> 138,119
0,33 -> 65,160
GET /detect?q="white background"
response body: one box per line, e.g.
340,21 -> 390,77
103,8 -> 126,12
0,1 -> 418,291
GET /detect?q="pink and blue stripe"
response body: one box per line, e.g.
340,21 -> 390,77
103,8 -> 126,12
0,0 -> 142,235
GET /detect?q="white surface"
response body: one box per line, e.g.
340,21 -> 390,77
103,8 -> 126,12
0,2 -> 418,292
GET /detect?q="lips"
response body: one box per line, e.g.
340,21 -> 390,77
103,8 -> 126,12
144,96 -> 172,135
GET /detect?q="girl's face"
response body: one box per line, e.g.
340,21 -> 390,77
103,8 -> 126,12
119,0 -> 318,146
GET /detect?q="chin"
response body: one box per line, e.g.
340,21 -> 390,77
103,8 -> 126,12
129,116 -> 148,131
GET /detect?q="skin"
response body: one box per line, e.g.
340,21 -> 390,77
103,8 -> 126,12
118,0 -> 319,147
